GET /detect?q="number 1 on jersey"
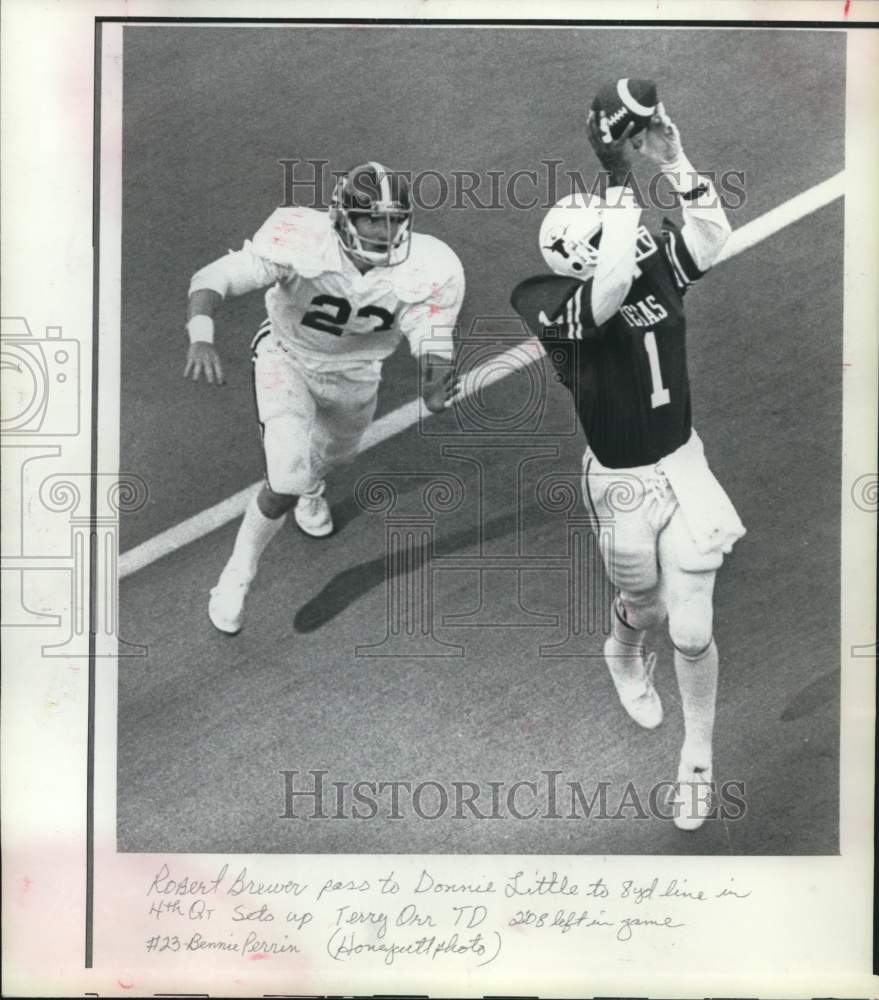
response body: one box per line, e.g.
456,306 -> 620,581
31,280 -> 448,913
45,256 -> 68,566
643,330 -> 670,408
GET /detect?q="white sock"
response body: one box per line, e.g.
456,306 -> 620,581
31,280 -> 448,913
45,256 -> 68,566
674,638 -> 718,769
225,494 -> 286,581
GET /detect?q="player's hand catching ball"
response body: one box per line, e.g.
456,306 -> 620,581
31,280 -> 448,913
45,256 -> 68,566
422,358 -> 460,414
632,102 -> 683,166
184,342 -> 226,385
587,110 -> 636,185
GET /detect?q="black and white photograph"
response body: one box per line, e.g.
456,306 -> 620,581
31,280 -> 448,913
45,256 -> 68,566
2,3 -> 877,997
117,23 -> 844,855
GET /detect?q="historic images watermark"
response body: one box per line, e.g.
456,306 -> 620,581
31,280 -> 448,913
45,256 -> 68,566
279,159 -> 747,212
1,316 -> 147,656
279,769 -> 747,824
351,457 -> 625,658
345,329 -> 641,659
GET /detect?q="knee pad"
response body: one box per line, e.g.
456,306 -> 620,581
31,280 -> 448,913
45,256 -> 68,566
262,417 -> 319,496
263,461 -> 314,497
668,608 -> 714,658
619,589 -> 666,631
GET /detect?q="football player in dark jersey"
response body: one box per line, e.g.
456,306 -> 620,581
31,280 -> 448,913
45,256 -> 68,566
512,104 -> 745,830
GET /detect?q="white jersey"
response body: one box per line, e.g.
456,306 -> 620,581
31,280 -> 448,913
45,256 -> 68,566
190,206 -> 465,374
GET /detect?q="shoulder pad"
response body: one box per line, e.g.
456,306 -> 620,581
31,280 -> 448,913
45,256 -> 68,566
391,233 -> 464,303
511,274 -> 593,337
251,207 -> 341,277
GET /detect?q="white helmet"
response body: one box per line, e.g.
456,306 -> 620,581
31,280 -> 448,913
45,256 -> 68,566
539,192 -> 604,279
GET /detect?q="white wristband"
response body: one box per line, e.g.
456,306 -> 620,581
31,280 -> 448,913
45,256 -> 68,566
661,154 -> 699,193
187,315 -> 214,345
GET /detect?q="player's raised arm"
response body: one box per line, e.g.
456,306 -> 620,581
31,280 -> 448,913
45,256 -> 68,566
635,102 -> 732,274
586,112 -> 643,327
183,241 -> 292,386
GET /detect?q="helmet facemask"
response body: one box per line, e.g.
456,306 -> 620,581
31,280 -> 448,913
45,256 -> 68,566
542,224 -> 603,278
540,192 -> 656,280
340,207 -> 413,266
330,163 -> 413,267
539,194 -> 604,279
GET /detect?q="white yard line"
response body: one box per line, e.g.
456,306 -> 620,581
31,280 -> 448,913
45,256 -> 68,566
119,170 -> 845,579
714,171 -> 845,262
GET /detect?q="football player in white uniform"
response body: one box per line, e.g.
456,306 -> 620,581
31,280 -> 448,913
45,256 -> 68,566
184,162 -> 464,635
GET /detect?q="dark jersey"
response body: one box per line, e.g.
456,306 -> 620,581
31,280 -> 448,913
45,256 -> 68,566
512,218 -> 705,468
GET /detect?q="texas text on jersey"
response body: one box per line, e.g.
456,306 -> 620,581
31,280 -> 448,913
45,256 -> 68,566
512,217 -> 704,468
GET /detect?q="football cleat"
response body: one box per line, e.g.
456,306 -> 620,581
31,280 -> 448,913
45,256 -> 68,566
603,636 -> 663,729
208,565 -> 250,635
670,759 -> 714,832
294,483 -> 333,537
330,161 -> 412,267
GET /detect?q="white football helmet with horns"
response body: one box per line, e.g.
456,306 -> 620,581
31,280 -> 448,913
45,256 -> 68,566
539,192 -> 605,280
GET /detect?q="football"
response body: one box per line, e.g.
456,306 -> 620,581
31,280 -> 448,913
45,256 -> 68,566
590,78 -> 659,143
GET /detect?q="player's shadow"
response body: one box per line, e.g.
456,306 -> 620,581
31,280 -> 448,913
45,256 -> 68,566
293,505 -> 535,633
325,464 -> 455,536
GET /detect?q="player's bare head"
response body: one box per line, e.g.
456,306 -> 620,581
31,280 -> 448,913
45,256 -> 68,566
539,193 -> 604,279
330,162 -> 413,267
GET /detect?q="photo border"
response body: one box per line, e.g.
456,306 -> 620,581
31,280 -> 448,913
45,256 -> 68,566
2,3 -> 876,996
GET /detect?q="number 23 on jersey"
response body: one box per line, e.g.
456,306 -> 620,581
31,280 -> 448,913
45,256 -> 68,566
301,294 -> 395,337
